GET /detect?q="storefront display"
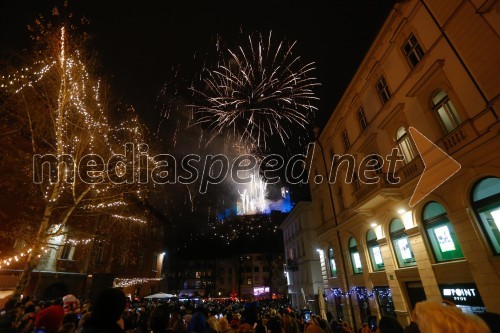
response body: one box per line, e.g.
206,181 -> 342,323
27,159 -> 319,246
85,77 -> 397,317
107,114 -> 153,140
439,283 -> 486,314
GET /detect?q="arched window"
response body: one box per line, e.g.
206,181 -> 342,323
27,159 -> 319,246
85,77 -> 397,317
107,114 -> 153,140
422,202 -> 464,262
349,238 -> 363,274
328,247 -> 337,278
432,90 -> 461,133
471,177 -> 500,254
390,219 -> 416,268
367,230 -> 384,271
396,127 -> 416,163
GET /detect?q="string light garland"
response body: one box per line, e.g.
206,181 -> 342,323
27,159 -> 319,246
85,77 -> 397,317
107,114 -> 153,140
83,201 -> 127,210
111,214 -> 147,224
324,287 -> 392,301
0,23 -> 152,274
0,237 -> 97,269
113,277 -> 162,288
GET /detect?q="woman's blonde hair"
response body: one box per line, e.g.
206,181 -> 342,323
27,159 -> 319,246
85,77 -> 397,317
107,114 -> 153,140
413,301 -> 490,333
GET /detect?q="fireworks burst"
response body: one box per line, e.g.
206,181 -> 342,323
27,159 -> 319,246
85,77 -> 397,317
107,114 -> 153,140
190,31 -> 319,148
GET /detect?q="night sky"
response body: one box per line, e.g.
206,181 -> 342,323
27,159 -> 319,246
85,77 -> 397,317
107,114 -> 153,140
1,1 -> 394,255
1,0 -> 393,128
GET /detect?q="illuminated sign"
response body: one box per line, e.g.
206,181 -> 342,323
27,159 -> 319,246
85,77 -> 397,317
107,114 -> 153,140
253,287 -> 270,295
439,283 -> 485,307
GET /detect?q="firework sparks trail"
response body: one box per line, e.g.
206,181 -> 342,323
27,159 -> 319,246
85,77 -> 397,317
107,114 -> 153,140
190,31 -> 319,148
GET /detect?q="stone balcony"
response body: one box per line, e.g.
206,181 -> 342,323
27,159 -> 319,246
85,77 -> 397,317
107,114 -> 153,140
438,120 -> 478,155
352,174 -> 401,210
398,155 -> 425,185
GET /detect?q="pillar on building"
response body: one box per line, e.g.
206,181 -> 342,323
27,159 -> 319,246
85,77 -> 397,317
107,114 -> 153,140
406,226 -> 442,302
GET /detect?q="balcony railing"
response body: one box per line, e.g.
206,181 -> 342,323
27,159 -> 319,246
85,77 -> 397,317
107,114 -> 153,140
352,174 -> 399,203
438,120 -> 478,155
398,155 -> 425,184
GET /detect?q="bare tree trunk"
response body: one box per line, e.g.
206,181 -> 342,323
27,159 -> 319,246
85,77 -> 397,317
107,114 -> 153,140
11,204 -> 53,300
11,186 -> 90,300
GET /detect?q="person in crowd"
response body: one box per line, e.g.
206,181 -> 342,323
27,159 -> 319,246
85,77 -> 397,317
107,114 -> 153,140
476,311 -> 500,333
169,309 -> 187,333
316,317 -> 331,333
207,310 -> 220,333
34,304 -> 65,333
265,316 -> 282,333
149,304 -> 170,333
80,288 -> 127,333
410,301 -> 490,333
59,321 -> 77,333
16,301 -> 36,333
304,317 -> 324,333
377,316 -> 402,333
218,316 -> 231,333
62,295 -> 80,316
188,308 -> 208,333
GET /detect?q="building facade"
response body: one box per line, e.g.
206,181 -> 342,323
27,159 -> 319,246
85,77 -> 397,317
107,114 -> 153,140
167,253 -> 286,300
308,0 -> 499,330
281,202 -> 324,311
0,210 -> 166,300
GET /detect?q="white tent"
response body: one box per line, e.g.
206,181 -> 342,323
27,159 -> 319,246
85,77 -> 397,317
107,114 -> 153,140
144,292 -> 175,299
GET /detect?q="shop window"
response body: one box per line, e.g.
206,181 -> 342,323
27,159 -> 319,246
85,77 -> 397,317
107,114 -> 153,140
349,238 -> 363,274
396,127 -> 417,163
328,247 -> 337,278
355,287 -> 371,324
367,230 -> 384,271
374,287 -> 396,318
390,218 -> 416,268
330,288 -> 345,322
471,177 -> 500,254
422,201 -> 464,262
432,90 -> 461,133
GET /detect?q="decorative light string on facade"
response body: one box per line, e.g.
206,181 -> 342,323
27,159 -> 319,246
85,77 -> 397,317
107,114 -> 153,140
64,238 -> 93,245
0,238 -> 94,269
325,287 -> 392,300
0,247 -> 49,269
113,277 -> 162,288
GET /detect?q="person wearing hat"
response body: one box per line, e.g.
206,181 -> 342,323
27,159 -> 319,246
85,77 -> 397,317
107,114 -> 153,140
62,294 -> 80,315
81,288 -> 127,333
34,304 -> 65,333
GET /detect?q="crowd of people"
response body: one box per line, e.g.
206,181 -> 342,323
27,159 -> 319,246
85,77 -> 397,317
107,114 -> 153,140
0,289 -> 494,333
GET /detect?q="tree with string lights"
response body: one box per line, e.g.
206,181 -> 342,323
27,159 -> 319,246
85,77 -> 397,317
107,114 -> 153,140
0,16 -> 156,300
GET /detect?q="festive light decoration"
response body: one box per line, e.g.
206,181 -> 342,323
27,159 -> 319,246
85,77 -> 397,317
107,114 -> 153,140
324,287 -> 392,301
190,31 -> 319,147
83,201 -> 127,210
64,238 -> 93,245
113,277 -> 162,288
0,24 -> 151,296
111,214 -> 147,224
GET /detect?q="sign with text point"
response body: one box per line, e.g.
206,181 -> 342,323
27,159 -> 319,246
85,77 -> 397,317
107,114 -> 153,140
408,127 -> 461,207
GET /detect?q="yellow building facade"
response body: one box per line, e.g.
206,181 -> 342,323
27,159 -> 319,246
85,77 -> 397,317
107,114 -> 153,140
309,0 -> 499,330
